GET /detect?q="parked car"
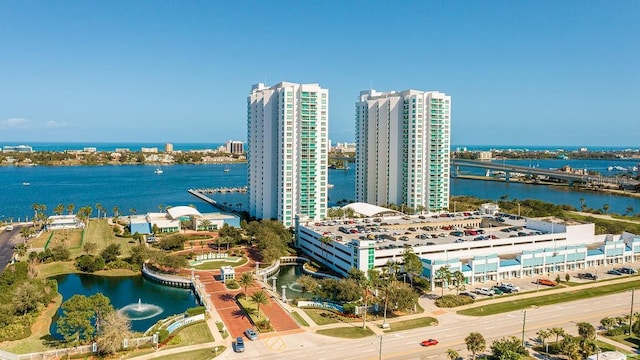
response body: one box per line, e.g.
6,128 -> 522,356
497,285 -> 513,293
501,283 -> 520,292
234,337 -> 245,352
460,291 -> 477,299
607,269 -> 623,276
4,225 -> 13,231
491,287 -> 504,295
620,267 -> 637,275
475,287 -> 494,296
244,328 -> 258,341
577,273 -> 597,280
537,278 -> 558,286
420,339 -> 439,347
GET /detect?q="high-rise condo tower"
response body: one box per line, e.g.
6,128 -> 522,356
247,82 -> 329,227
355,89 -> 450,212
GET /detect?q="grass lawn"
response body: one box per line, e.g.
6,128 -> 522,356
609,334 -> 640,349
316,327 -> 375,339
47,230 -> 83,250
167,322 -> 214,347
193,257 -> 247,270
291,311 -> 310,327
459,280 -> 640,316
147,347 -> 226,360
0,295 -> 63,353
29,231 -> 52,248
238,297 -> 270,330
301,308 -> 361,325
36,261 -> 78,278
384,317 -> 438,332
215,321 -> 229,338
84,219 -> 138,256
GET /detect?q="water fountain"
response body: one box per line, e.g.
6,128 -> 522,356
119,298 -> 164,320
275,265 -> 309,298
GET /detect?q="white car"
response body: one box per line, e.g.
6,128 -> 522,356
5,225 -> 14,231
474,287 -> 494,296
502,283 -> 520,292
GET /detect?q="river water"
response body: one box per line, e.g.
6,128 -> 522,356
0,159 -> 638,221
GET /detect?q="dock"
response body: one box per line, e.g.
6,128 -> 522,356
187,189 -> 239,212
191,186 -> 247,194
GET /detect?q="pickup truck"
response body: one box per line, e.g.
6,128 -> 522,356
577,273 -> 597,280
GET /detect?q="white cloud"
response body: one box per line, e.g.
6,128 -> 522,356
44,120 -> 70,128
0,118 -> 31,129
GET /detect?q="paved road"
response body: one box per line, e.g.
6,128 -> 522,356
226,291 -> 637,360
0,225 -> 19,270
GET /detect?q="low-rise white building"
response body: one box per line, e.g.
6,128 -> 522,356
129,206 -> 240,234
295,207 -> 640,288
47,215 -> 84,230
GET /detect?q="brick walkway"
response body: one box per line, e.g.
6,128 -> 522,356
192,248 -> 300,338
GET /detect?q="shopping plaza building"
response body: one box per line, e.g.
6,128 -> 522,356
295,203 -> 640,288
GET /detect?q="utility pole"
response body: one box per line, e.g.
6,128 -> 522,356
521,310 -> 527,347
378,335 -> 383,360
630,289 -> 635,336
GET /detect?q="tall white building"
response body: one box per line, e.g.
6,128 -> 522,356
247,82 -> 329,227
355,89 -> 450,212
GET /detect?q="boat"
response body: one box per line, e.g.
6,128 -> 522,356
154,167 -> 163,174
327,184 -> 335,188
224,165 -> 230,173
22,182 -> 30,186
608,166 -> 614,171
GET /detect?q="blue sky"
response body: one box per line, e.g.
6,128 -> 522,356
0,1 -> 638,146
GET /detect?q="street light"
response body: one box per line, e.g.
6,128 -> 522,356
629,288 -> 635,336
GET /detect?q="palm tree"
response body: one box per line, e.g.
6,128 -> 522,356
129,208 -> 136,216
600,317 -> 615,332
96,203 -> 103,219
577,322 -> 595,341
199,240 -> 205,255
446,349 -> 459,360
319,236 -> 332,260
550,327 -> 566,344
112,206 -> 119,220
452,270 -> 465,295
200,219 -> 212,231
250,290 -> 269,318
54,203 -> 64,216
465,332 -> 486,360
14,243 -> 28,258
67,203 -> 75,215
602,203 -> 610,214
537,329 -> 551,351
238,272 -> 255,299
579,198 -> 586,212
626,206 -> 634,216
435,266 -> 452,296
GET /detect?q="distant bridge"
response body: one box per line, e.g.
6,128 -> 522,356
451,159 -> 639,188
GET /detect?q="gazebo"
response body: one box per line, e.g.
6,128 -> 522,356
220,266 -> 235,282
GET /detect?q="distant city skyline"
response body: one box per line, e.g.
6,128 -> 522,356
0,1 -> 638,146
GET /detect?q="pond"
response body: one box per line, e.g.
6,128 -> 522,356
50,273 -> 198,338
272,265 -> 313,299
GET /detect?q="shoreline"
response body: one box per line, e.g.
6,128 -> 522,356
455,174 -> 640,199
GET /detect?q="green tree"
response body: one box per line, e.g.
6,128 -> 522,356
296,275 -> 318,298
238,272 -> 255,299
83,242 -> 98,255
561,337 -> 582,360
346,267 -> 367,286
465,332 -> 486,360
435,266 -> 452,296
600,317 -> 615,332
54,203 -> 65,216
57,294 -> 113,344
67,203 -> 75,215
250,290 -> 269,318
550,327 -> 566,344
626,206 -> 634,216
100,244 -> 122,263
13,282 -> 43,315
199,219 -> 212,231
451,270 -> 465,295
402,248 -> 422,287
602,203 -> 610,214
577,322 -> 595,341
536,329 -> 551,351
447,349 -> 459,360
112,206 -> 119,220
490,336 -> 528,360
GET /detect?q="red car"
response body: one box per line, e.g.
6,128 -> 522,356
420,339 -> 439,347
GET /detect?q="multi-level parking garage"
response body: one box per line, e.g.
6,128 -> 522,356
295,202 -> 640,288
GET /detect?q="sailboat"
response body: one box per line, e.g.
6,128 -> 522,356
224,164 -> 230,173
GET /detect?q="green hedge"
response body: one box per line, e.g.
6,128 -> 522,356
186,306 -> 206,317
